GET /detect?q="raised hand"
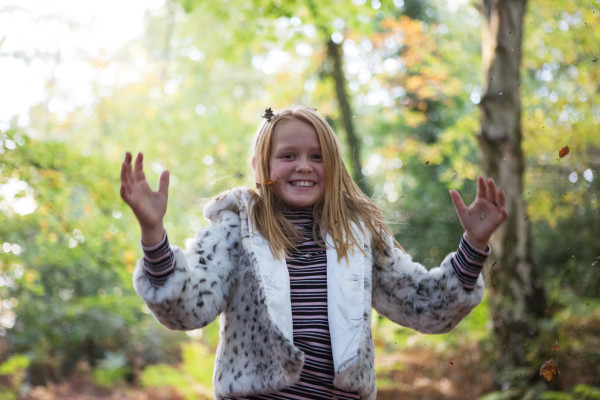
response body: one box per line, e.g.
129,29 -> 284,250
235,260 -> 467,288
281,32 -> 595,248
120,152 -> 170,246
449,176 -> 509,250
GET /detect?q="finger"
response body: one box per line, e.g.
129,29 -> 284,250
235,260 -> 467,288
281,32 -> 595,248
121,152 -> 133,180
158,170 -> 170,197
120,159 -> 128,185
449,189 -> 468,215
477,176 -> 488,199
133,152 -> 146,181
120,153 -> 133,199
120,184 -> 129,203
488,177 -> 498,204
498,188 -> 506,208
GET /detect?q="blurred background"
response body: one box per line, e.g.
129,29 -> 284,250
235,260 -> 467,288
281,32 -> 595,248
0,0 -> 598,399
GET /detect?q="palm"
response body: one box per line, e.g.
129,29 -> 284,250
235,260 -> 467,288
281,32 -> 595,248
450,176 -> 509,249
120,152 -> 170,230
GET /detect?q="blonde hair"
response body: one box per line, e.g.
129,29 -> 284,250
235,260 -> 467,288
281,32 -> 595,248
249,106 -> 395,261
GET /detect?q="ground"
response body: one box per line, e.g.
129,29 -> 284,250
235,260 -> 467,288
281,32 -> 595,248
21,344 -> 493,400
16,317 -> 600,400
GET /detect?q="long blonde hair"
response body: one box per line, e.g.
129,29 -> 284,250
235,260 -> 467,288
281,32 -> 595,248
249,106 -> 394,261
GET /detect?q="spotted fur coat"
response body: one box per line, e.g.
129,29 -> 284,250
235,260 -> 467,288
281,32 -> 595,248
133,187 -> 485,399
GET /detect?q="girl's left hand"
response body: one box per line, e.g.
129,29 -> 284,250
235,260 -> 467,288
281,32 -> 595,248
449,176 -> 509,250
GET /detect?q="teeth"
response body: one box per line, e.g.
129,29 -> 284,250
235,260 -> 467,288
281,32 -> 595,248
293,181 -> 313,187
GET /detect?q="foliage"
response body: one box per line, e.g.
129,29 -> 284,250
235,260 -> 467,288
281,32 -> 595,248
91,352 -> 132,389
0,0 -> 599,398
521,0 -> 600,297
140,341 -> 215,400
479,384 -> 600,400
0,354 -> 30,400
544,385 -> 600,400
0,130 -> 186,384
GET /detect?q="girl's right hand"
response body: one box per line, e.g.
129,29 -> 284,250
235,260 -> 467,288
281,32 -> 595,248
120,152 -> 170,246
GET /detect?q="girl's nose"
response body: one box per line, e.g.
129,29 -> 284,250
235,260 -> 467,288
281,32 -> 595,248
295,159 -> 313,172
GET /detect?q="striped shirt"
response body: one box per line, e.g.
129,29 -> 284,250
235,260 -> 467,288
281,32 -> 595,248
234,209 -> 360,399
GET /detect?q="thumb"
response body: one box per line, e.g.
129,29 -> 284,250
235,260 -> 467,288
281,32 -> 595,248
158,170 -> 170,197
449,189 -> 467,215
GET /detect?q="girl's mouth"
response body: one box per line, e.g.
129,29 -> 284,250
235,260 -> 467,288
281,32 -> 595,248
291,180 -> 314,187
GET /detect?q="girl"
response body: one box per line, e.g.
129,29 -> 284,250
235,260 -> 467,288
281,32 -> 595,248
120,106 -> 508,400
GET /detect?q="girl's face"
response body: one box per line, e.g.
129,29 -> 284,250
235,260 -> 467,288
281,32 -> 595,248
268,118 -> 326,209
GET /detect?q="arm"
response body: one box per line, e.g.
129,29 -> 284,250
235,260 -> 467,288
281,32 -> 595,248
372,176 -> 508,333
372,233 -> 487,334
133,209 -> 241,330
120,152 -> 241,330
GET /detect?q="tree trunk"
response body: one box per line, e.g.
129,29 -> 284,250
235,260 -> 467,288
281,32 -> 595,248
479,0 -> 549,383
326,39 -> 372,197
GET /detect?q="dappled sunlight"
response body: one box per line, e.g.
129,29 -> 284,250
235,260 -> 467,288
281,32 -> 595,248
0,179 -> 37,216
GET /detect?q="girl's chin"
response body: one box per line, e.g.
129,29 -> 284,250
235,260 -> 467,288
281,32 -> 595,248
279,196 -> 321,210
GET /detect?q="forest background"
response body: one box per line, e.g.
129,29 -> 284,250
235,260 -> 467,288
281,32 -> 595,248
0,0 -> 599,399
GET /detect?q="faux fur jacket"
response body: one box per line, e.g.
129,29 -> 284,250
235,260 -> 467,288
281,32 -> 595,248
133,187 -> 485,400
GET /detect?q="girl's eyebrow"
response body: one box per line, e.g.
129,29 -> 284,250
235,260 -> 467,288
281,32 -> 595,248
274,144 -> 322,152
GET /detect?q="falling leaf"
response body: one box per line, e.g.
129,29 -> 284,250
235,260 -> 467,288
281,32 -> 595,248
539,359 -> 560,381
425,161 -> 430,165
263,178 -> 278,186
558,145 -> 570,158
551,341 -> 560,352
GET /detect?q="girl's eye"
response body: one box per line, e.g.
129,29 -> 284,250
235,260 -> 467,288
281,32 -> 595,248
282,154 -> 294,159
312,154 -> 322,160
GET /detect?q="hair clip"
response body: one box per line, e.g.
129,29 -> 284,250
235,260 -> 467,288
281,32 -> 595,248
262,107 -> 275,122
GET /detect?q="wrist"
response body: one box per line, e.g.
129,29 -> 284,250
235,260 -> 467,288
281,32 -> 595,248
463,232 -> 488,251
141,224 -> 165,247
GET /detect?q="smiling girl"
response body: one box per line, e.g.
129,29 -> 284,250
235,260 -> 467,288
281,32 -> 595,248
120,106 -> 508,399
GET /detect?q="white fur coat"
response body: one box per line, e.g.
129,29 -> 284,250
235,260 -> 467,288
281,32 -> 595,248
133,188 -> 485,399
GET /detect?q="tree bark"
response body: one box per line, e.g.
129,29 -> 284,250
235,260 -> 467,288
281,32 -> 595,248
479,0 -> 549,382
326,39 -> 372,197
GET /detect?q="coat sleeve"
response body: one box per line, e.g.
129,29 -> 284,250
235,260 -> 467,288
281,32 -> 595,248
132,209 -> 242,330
371,233 -> 485,334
